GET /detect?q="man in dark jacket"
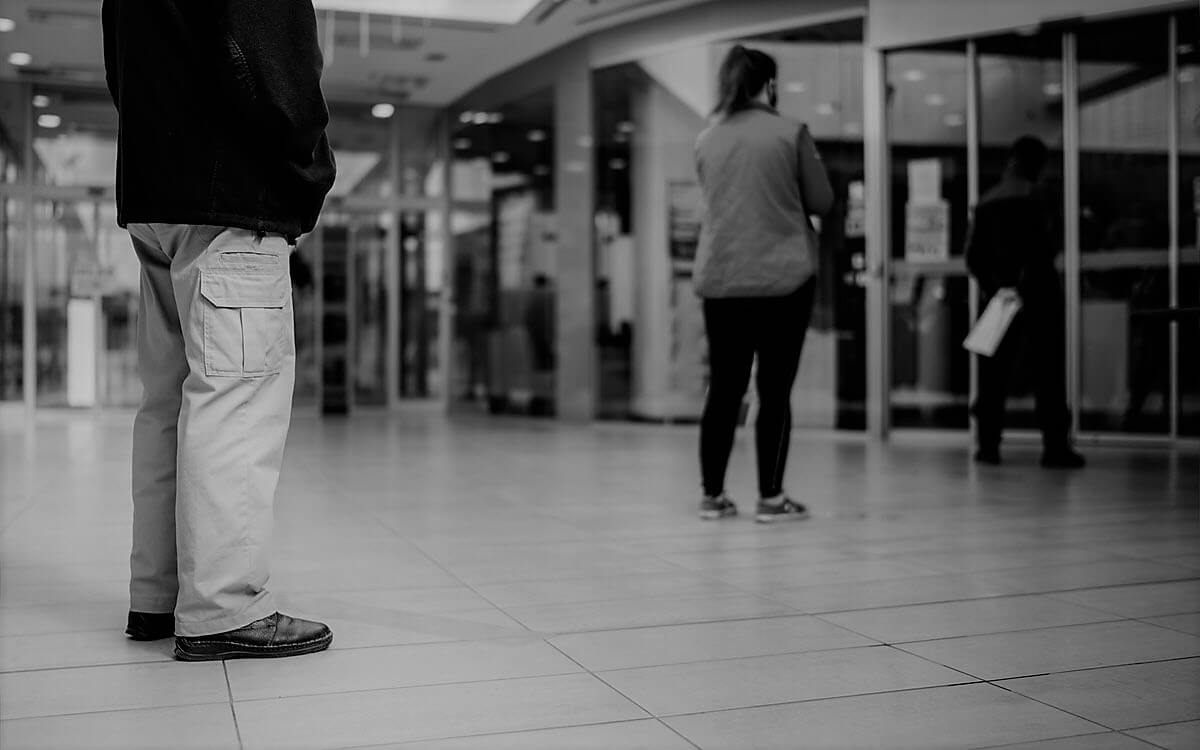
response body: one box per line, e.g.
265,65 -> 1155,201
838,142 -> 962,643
104,0 -> 337,660
966,136 -> 1084,469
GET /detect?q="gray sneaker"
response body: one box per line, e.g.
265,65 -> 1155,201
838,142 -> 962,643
755,498 -> 809,523
699,495 -> 738,520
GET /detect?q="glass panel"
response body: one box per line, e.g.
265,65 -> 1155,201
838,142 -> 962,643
31,86 -> 117,189
975,30 -> 1066,436
33,199 -> 139,407
1,196 -> 25,400
292,233 -> 319,408
1077,15 -> 1171,434
351,215 -> 390,407
448,87 -> 557,416
327,101 -> 393,201
1177,11 -> 1200,436
886,44 -> 971,429
0,81 -> 27,184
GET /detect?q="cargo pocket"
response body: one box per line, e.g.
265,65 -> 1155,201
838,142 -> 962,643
199,268 -> 291,377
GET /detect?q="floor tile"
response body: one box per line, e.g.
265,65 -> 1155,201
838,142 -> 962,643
502,592 -> 796,633
710,558 -> 943,592
473,571 -> 745,608
975,732 -> 1157,749
316,607 -> 529,649
0,661 -> 228,720
0,630 -> 173,672
599,645 -> 972,716
234,673 -> 647,750
899,621 -> 1200,680
1001,658 -> 1200,729
348,719 -> 695,749
1051,581 -> 1200,618
1145,613 -> 1200,636
227,638 -> 580,701
1126,720 -> 1200,750
819,595 -> 1120,643
892,547 -> 1120,574
765,573 -> 1024,613
549,615 -> 874,671
664,683 -> 1102,750
0,703 -> 240,750
979,561 -> 1197,595
0,600 -> 128,637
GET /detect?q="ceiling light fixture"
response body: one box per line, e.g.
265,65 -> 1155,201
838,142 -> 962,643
527,129 -> 546,142
492,151 -> 510,164
459,111 -> 475,124
609,158 -> 627,170
38,113 -> 61,129
1043,82 -> 1062,97
902,69 -> 924,83
816,102 -> 836,116
371,103 -> 395,119
0,18 -> 15,32
32,94 -> 50,108
617,121 -> 636,133
8,52 -> 32,66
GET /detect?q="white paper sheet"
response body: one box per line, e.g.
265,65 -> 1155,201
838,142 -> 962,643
963,295 -> 1022,357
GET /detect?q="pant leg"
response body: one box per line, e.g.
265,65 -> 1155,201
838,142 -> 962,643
752,281 -> 816,499
1028,301 -> 1071,450
161,224 -> 295,637
128,225 -> 188,616
972,308 -> 1023,451
700,297 -> 755,498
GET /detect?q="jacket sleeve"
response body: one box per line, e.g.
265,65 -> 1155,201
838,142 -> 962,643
797,125 -> 834,215
101,0 -> 119,108
220,0 -> 330,167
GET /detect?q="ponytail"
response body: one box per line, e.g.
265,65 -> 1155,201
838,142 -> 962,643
713,45 -> 778,117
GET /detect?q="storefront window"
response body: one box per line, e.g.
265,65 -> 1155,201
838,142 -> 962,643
886,43 -> 970,429
1176,10 -> 1200,437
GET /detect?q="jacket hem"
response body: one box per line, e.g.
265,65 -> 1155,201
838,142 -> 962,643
118,210 -> 305,243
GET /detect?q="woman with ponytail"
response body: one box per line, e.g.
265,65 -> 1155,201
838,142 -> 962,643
694,44 -> 833,523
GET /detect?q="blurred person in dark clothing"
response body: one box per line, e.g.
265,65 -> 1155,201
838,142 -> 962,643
104,0 -> 337,660
966,136 -> 1084,469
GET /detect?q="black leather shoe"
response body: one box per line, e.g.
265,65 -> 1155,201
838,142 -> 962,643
126,611 -> 175,641
174,612 -> 332,661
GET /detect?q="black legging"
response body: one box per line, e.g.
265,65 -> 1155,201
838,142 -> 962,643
700,280 -> 816,499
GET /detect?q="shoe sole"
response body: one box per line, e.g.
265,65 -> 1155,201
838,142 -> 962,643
699,509 -> 737,520
755,511 -> 810,524
174,631 -> 333,662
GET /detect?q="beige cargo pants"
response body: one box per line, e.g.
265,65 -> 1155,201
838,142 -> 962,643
127,223 -> 294,637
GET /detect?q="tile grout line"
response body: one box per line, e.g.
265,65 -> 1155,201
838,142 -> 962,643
543,639 -> 702,750
223,661 -> 245,750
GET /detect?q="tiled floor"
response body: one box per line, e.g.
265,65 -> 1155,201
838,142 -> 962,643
1,408 -> 1198,750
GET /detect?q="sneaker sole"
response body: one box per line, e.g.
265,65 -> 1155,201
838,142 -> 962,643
755,511 -> 810,524
699,510 -> 736,520
174,631 -> 333,661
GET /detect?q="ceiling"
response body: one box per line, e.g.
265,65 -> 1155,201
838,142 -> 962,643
0,0 -> 715,106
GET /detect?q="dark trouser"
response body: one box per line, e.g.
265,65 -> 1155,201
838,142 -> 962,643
972,301 -> 1071,453
700,280 -> 816,499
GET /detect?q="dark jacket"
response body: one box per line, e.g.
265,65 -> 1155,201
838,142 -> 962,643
965,186 -> 1062,306
102,0 -> 336,242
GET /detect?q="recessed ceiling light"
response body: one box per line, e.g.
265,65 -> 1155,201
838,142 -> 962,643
902,69 -> 924,83
0,18 -> 15,32
492,151 -> 510,164
1043,82 -> 1062,97
816,102 -> 836,116
785,81 -> 806,93
925,93 -> 946,107
371,103 -> 395,119
527,129 -> 546,142
8,52 -> 32,67
459,111 -> 475,124
454,138 -> 472,150
38,113 -> 61,129
609,158 -> 627,170
617,121 -> 636,133
32,94 -> 50,108
487,112 -> 503,125
577,135 -> 594,148
944,113 -> 965,127
1179,43 -> 1195,55
473,112 -> 490,125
